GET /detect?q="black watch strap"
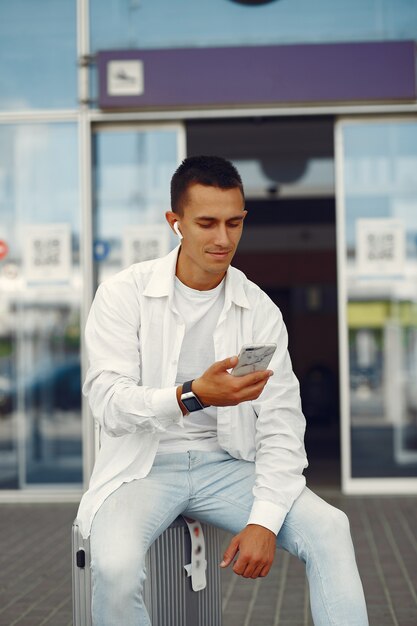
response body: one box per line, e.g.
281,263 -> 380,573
182,379 -> 208,408
182,379 -> 194,394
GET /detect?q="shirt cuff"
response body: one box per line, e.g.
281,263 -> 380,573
246,499 -> 287,536
151,387 -> 184,429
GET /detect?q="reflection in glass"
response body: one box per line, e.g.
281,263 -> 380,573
90,0 -> 417,53
93,128 -> 180,285
342,121 -> 417,479
0,0 -> 77,111
0,123 -> 82,488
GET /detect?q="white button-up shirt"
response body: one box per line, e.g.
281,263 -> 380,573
76,246 -> 308,539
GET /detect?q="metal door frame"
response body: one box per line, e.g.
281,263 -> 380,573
335,115 -> 417,495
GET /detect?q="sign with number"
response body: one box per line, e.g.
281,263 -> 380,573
356,218 -> 405,276
123,224 -> 170,268
23,223 -> 71,284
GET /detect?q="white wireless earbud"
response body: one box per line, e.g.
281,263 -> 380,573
173,221 -> 183,240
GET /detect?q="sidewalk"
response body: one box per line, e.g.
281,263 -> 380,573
0,493 -> 416,625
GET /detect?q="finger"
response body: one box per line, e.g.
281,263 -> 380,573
246,377 -> 271,393
246,369 -> 274,384
230,376 -> 270,402
214,356 -> 238,373
232,554 -> 249,576
259,562 -> 272,577
239,379 -> 270,402
242,561 -> 263,579
235,370 -> 273,389
220,537 -> 239,568
233,559 -> 264,578
241,563 -> 255,578
250,563 -> 265,579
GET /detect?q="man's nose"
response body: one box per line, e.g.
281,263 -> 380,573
213,224 -> 230,247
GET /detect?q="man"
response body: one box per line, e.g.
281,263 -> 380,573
77,156 -> 368,625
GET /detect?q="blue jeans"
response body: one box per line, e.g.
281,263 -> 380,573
90,450 -> 368,626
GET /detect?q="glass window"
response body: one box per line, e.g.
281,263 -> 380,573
90,0 -> 417,52
0,0 -> 77,111
0,123 -> 82,488
93,125 -> 183,285
340,120 -> 417,481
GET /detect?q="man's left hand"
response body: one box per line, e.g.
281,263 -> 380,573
220,524 -> 276,579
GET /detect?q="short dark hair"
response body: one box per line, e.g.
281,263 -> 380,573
170,155 -> 244,215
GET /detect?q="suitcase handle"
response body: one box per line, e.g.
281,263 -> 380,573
76,549 -> 86,569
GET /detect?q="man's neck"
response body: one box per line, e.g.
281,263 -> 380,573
175,269 -> 226,291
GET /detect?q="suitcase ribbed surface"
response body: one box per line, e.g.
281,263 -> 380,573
144,524 -> 187,624
198,524 -> 223,626
144,520 -> 222,626
72,518 -> 222,626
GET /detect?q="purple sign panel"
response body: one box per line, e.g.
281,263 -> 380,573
98,41 -> 416,110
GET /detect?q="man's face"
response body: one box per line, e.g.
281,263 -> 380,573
166,183 -> 246,289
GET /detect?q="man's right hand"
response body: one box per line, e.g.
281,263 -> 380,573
192,356 -> 273,407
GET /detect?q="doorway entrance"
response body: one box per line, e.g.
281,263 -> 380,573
89,117 -> 340,490
187,117 -> 340,489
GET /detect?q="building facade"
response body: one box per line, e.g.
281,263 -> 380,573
0,0 -> 416,501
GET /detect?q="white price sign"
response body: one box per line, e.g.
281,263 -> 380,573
123,224 -> 170,268
356,218 -> 405,276
23,223 -> 71,284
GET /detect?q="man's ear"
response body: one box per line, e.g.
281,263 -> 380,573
165,211 -> 182,239
165,211 -> 178,229
165,211 -> 176,226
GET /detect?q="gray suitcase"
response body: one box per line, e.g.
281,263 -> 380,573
72,516 -> 223,626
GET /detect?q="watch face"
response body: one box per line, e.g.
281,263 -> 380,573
182,394 -> 204,412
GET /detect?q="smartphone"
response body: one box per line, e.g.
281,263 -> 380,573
231,343 -> 277,377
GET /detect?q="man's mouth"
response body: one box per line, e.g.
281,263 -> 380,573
206,250 -> 231,256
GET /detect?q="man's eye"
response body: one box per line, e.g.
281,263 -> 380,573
228,222 -> 241,228
198,223 -> 212,228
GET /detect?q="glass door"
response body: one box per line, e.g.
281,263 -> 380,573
336,118 -> 417,494
0,122 -> 82,490
92,123 -> 185,287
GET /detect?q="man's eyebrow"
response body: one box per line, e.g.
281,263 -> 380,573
195,214 -> 245,222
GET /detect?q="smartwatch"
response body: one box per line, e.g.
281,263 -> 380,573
180,380 -> 207,413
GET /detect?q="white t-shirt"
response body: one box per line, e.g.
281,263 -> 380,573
156,276 -> 225,453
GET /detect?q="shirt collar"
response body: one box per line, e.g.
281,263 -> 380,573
143,244 -> 250,309
142,245 -> 179,299
224,264 -> 250,309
